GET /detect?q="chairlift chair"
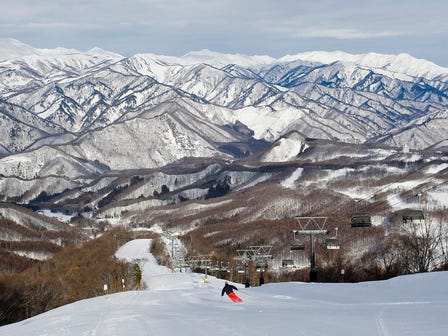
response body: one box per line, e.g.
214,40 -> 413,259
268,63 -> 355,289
402,209 -> 424,223
281,259 -> 294,268
325,238 -> 340,250
236,266 -> 245,274
255,262 -> 267,272
350,214 -> 372,228
325,227 -> 340,249
290,242 -> 305,251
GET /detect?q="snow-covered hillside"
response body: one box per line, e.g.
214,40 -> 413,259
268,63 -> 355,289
1,239 -> 447,336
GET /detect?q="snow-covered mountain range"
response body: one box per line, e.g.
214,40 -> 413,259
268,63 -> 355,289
2,38 -> 447,152
1,38 -> 447,213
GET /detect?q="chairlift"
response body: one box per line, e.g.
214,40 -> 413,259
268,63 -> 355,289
211,263 -> 220,272
281,259 -> 294,268
236,266 -> 245,274
325,238 -> 340,250
350,214 -> 372,228
290,242 -> 305,251
255,262 -> 267,272
402,209 -> 424,223
325,227 -> 340,249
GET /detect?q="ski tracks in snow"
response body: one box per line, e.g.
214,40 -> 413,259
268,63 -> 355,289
375,310 -> 389,336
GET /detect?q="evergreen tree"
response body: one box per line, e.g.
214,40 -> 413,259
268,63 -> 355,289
134,263 -> 142,288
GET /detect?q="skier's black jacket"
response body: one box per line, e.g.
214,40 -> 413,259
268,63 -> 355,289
221,283 -> 238,296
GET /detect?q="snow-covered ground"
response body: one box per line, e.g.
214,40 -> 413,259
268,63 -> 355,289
1,239 -> 447,336
36,209 -> 75,223
281,168 -> 304,189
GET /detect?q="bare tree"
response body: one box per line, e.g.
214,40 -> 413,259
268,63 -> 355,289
433,209 -> 448,269
0,280 -> 24,325
400,215 -> 441,273
370,234 -> 407,277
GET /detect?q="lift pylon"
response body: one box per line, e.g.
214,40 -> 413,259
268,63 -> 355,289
293,216 -> 330,282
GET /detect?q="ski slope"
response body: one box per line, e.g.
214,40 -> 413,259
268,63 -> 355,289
1,239 -> 447,336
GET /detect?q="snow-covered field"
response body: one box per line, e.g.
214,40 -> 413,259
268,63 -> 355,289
1,239 -> 447,336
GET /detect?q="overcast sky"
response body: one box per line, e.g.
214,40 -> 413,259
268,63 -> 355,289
2,0 -> 447,66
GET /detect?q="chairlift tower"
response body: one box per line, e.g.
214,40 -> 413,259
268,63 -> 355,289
293,216 -> 329,282
237,249 -> 252,287
237,246 -> 272,286
249,245 -> 273,263
187,254 -> 212,279
250,245 -> 272,286
164,231 -> 188,272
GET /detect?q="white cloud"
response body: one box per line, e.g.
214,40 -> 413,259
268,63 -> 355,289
304,29 -> 405,40
267,25 -> 407,40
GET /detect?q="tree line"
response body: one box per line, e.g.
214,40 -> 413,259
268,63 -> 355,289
0,228 -> 139,326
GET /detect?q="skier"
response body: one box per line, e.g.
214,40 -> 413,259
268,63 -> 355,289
221,281 -> 242,302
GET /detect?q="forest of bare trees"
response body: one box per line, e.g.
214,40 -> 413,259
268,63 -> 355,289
0,228 -> 139,325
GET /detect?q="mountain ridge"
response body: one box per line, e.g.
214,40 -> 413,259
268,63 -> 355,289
3,38 -> 447,78
1,39 -> 447,209
1,40 -> 447,146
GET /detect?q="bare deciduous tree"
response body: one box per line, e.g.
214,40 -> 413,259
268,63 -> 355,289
400,214 -> 441,273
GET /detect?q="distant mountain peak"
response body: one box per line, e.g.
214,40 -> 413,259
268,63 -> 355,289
279,50 -> 448,79
0,38 -> 123,63
86,47 -> 124,59
0,38 -> 37,60
181,49 -> 276,67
